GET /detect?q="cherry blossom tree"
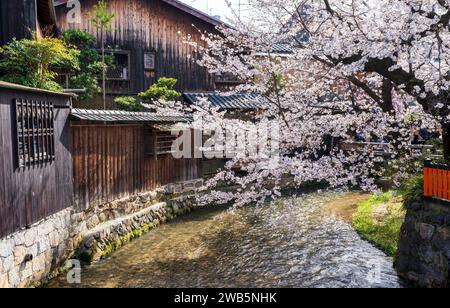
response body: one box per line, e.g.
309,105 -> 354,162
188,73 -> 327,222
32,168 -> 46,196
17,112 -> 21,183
183,0 -> 448,206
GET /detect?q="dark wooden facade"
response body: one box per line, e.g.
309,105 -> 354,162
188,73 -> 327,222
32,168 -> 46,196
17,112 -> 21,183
0,0 -> 57,45
54,0 -> 220,98
71,123 -> 202,208
0,82 -> 73,238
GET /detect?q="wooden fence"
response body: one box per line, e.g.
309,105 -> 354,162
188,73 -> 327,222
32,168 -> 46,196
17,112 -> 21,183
71,124 -> 202,207
0,83 -> 73,238
423,161 -> 450,201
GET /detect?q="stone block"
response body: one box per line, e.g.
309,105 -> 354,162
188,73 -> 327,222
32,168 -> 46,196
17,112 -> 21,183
37,237 -> 50,255
20,262 -> 33,280
8,269 -> 20,288
32,254 -> 47,273
37,220 -> 54,237
418,223 -> 435,240
86,216 -> 100,230
13,233 -> 25,246
2,255 -> 13,273
49,231 -> 61,248
0,272 -> 8,288
14,246 -> 28,266
182,182 -> 196,193
0,239 -> 13,258
24,229 -> 38,247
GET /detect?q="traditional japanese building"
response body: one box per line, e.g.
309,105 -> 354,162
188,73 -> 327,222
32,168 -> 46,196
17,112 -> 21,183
53,0 -> 227,105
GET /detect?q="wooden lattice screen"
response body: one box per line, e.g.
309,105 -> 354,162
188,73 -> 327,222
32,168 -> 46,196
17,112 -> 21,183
14,99 -> 55,168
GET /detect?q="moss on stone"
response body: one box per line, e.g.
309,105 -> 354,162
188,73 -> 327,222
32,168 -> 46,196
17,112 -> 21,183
80,215 -> 181,263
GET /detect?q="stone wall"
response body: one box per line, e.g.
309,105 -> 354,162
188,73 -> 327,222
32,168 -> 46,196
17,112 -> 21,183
0,179 -> 203,288
396,198 -> 450,288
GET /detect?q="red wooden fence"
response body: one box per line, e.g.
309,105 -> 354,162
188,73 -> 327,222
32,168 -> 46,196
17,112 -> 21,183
423,162 -> 450,201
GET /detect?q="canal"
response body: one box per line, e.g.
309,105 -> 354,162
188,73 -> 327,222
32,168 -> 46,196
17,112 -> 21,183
49,191 -> 402,288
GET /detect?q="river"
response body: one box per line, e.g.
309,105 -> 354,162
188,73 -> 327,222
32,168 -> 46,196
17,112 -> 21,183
48,191 -> 402,288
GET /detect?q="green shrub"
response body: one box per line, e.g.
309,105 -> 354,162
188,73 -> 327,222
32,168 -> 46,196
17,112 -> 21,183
114,96 -> 142,111
138,77 -> 181,105
62,29 -> 104,100
398,174 -> 424,204
0,37 -> 79,91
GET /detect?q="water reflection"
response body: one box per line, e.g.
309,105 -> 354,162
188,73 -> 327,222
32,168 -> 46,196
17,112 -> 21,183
49,191 -> 401,288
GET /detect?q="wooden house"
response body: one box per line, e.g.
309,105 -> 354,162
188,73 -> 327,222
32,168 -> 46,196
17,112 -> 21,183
0,0 -> 58,45
53,0 -> 227,107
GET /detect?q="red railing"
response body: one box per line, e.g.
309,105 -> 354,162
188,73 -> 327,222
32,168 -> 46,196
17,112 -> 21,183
423,161 -> 450,201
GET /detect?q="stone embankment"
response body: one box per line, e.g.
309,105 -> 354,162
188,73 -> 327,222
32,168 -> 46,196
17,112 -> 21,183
0,179 -> 203,288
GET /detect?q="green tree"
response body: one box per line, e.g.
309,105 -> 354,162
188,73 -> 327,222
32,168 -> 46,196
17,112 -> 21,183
0,37 -> 79,91
114,96 -> 142,111
138,77 -> 182,106
62,29 -> 103,100
91,0 -> 115,109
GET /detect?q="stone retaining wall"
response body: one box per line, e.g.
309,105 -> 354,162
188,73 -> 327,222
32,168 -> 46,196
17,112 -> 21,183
0,179 -> 203,288
396,198 -> 450,288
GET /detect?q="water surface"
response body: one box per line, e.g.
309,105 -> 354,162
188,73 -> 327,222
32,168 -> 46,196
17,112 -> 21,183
49,191 -> 401,288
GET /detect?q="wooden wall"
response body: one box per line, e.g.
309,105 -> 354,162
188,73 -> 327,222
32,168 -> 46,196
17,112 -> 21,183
0,0 -> 57,45
55,0 -> 217,95
0,0 -> 37,45
0,87 -> 73,238
71,124 -> 202,207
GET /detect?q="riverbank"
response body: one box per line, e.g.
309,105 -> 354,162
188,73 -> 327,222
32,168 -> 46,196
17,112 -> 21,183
323,191 -> 406,257
352,192 -> 406,257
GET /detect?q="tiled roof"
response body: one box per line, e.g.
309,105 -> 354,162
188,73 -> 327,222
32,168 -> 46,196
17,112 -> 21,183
0,81 -> 75,97
71,109 -> 192,123
183,92 -> 268,110
269,43 -> 294,55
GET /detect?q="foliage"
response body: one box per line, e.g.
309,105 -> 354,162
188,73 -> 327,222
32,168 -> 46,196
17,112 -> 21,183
265,73 -> 287,96
0,37 -> 79,91
62,29 -> 103,100
91,0 -> 115,108
176,0 -> 450,207
353,192 -> 406,257
138,77 -> 181,105
398,174 -> 424,205
114,96 -> 142,112
90,0 -> 115,32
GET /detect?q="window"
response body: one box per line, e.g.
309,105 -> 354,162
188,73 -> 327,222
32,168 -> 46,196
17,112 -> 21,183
144,51 -> 156,70
104,50 -> 131,94
106,50 -> 130,80
144,125 -> 181,159
14,99 -> 55,168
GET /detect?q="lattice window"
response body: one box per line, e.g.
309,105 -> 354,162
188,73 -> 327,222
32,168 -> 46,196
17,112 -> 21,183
144,127 -> 179,158
106,50 -> 130,80
14,99 -> 55,168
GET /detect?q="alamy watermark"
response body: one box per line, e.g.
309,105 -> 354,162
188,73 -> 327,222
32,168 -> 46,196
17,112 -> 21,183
66,0 -> 82,24
170,121 -> 280,161
66,259 -> 81,284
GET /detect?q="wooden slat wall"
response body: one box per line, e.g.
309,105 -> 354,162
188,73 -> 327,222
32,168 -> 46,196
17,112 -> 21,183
71,124 -> 202,208
424,165 -> 450,201
0,88 -> 73,238
0,0 -> 39,45
55,0 -> 216,95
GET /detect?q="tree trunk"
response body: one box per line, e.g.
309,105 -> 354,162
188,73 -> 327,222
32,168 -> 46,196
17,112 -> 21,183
443,122 -> 450,161
101,27 -> 106,110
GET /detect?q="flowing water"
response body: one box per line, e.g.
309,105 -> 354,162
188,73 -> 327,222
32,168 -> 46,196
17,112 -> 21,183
49,191 -> 402,288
